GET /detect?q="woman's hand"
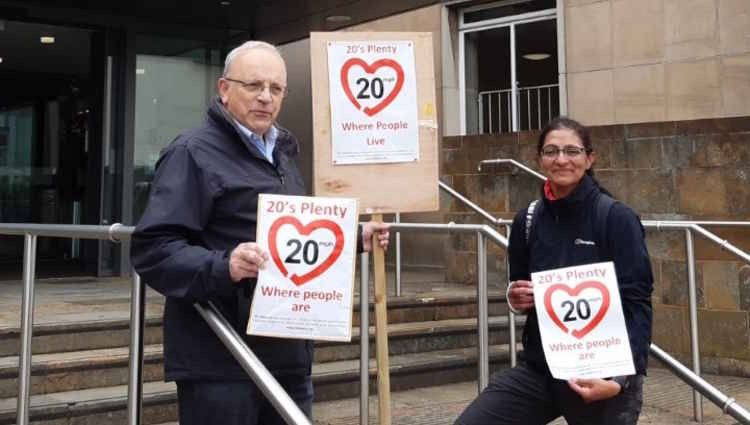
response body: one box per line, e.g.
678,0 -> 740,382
568,378 -> 621,403
507,280 -> 534,313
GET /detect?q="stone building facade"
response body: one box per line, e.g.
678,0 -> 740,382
564,0 -> 750,125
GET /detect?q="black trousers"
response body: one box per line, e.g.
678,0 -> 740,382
176,374 -> 313,425
455,363 -> 643,425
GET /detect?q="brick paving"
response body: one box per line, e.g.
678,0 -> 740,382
314,368 -> 750,424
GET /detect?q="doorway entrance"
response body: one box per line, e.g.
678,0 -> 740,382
0,20 -> 105,278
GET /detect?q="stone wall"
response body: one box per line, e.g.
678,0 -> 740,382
437,116 -> 750,375
564,0 -> 750,125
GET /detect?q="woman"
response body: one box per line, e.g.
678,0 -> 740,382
455,117 -> 653,425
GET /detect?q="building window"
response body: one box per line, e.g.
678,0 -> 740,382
459,0 -> 560,134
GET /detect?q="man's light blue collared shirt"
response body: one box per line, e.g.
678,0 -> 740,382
235,120 -> 277,164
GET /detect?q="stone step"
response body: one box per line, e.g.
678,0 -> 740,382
0,381 -> 177,425
0,345 -> 165,398
0,314 -> 164,357
0,293 -> 508,356
0,317 -> 524,397
316,315 -> 523,362
0,344 -> 517,424
313,344 -> 516,402
351,293 -> 509,327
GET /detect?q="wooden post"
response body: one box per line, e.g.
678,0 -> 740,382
371,213 -> 391,425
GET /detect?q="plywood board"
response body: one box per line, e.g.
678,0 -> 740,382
310,32 -> 439,214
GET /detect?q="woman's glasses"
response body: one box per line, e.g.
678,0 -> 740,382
540,145 -> 588,159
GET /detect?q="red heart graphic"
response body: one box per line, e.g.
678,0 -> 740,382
268,216 -> 344,286
340,58 -> 404,117
543,280 -> 610,340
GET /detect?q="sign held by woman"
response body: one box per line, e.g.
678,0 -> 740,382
532,261 -> 635,380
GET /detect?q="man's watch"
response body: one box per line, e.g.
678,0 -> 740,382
609,376 -> 629,392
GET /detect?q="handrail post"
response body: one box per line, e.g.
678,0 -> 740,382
17,234 -> 37,425
477,231 -> 489,390
685,228 -> 703,422
394,213 -> 401,297
360,251 -> 370,425
505,224 -> 517,367
127,271 -> 145,425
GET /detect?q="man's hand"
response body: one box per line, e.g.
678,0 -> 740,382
568,378 -> 621,403
229,242 -> 270,282
507,280 -> 534,313
362,221 -> 390,252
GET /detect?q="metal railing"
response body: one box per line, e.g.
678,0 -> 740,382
0,223 -> 311,425
651,344 -> 750,424
4,171 -> 750,425
478,84 -> 559,134
357,222 -> 508,425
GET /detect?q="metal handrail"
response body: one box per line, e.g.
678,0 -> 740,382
388,222 -> 507,394
478,83 -> 560,97
3,205 -> 750,424
0,223 -> 310,425
477,84 -> 560,133
194,301 -> 312,425
356,222 -> 508,425
651,344 -> 750,424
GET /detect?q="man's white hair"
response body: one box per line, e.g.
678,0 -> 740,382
222,40 -> 284,77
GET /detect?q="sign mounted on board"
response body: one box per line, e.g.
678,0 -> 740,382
310,32 -> 439,215
327,40 -> 419,164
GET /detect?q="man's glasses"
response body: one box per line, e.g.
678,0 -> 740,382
540,145 -> 588,159
224,77 -> 288,99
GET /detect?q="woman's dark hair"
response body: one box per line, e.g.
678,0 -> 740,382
537,116 -> 612,196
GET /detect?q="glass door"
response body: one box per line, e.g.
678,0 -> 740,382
0,20 -> 106,278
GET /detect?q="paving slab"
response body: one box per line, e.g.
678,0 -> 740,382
313,368 -> 750,424
0,277 -> 165,330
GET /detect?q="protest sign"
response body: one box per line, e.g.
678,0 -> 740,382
327,40 -> 419,165
532,261 -> 635,379
247,194 -> 358,341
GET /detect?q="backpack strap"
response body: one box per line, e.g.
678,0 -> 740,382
594,193 -> 616,260
525,199 -> 540,244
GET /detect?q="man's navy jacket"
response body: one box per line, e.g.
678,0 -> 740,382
131,98 -> 312,381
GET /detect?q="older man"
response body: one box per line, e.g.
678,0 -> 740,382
131,41 -> 388,425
